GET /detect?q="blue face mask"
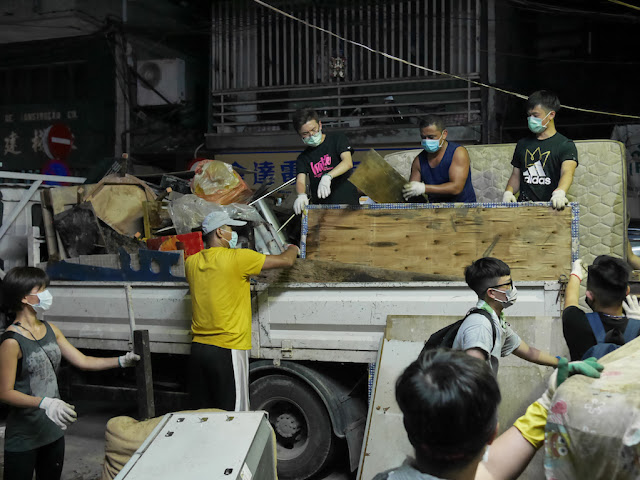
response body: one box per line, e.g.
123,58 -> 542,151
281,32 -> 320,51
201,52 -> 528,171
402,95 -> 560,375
303,131 -> 323,147
222,230 -> 238,249
421,134 -> 444,153
527,112 -> 551,134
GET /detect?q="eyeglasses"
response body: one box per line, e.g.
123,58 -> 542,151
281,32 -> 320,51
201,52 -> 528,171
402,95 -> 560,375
487,279 -> 513,290
300,126 -> 320,139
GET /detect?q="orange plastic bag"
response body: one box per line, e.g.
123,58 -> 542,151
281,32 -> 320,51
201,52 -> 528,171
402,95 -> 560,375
191,160 -> 253,205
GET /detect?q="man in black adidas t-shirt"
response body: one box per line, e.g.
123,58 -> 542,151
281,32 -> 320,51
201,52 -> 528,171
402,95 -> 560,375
291,108 -> 360,214
502,90 -> 578,210
562,255 -> 640,360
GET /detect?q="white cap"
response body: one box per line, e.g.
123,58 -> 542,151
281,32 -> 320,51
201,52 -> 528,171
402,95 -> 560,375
202,211 -> 246,235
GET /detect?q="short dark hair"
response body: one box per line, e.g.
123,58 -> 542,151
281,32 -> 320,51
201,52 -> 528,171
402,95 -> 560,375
396,349 -> 500,475
527,90 -> 561,113
419,115 -> 446,132
587,255 -> 630,308
465,257 -> 511,298
0,267 -> 50,326
292,108 -> 320,132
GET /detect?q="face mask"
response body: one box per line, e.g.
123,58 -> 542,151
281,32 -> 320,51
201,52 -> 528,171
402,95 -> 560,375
527,112 -> 551,134
303,130 -> 323,147
222,230 -> 238,249
421,134 -> 444,153
491,285 -> 518,309
28,289 -> 53,312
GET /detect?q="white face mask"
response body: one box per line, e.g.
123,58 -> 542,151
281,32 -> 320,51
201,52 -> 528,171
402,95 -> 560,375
491,285 -> 518,308
222,229 -> 238,249
28,289 -> 53,312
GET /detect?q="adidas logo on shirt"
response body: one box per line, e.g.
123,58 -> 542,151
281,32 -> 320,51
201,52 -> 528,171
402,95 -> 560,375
523,160 -> 551,185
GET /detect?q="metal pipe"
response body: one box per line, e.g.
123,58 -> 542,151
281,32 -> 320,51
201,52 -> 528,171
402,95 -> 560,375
249,178 -> 296,206
254,199 -> 288,245
125,284 -> 137,350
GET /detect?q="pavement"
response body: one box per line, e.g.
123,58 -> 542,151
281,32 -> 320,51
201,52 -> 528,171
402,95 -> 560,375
1,400 -> 354,480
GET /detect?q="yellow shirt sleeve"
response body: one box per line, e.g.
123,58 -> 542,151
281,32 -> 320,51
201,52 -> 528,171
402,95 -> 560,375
234,248 -> 266,277
513,401 -> 548,450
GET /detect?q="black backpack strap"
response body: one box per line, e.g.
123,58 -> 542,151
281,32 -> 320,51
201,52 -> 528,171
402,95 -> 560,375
466,308 -> 498,353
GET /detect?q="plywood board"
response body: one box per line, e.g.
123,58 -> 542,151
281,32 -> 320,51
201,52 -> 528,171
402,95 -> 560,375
304,205 -> 574,281
90,185 -> 147,237
349,149 -> 408,203
357,315 -> 551,480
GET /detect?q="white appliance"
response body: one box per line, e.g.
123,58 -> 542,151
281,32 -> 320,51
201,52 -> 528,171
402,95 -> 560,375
115,411 -> 277,480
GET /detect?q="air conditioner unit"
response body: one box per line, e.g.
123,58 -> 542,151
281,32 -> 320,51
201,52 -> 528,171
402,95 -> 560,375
136,58 -> 186,106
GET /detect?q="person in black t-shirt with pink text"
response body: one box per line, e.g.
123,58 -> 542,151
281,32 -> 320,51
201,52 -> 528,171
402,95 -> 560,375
503,90 -> 578,210
292,108 -> 360,215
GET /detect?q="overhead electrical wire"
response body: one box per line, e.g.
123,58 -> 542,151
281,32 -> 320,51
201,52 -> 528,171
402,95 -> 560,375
252,0 -> 640,120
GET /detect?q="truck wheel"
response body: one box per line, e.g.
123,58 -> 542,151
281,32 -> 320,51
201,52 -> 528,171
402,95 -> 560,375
250,374 -> 335,480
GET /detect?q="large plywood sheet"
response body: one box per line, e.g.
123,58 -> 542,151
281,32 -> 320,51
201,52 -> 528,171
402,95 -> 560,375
304,205 -> 574,281
349,149 -> 407,203
357,315 -> 553,480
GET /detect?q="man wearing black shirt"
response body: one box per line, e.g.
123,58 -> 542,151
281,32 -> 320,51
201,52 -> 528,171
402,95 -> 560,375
291,108 -> 360,215
562,256 -> 640,360
503,90 -> 578,210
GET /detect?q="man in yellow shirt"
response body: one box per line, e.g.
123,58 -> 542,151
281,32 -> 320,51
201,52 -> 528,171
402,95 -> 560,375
185,211 -> 299,411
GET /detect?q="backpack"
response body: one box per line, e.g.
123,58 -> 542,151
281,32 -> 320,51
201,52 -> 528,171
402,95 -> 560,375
420,308 -> 497,358
581,312 -> 640,360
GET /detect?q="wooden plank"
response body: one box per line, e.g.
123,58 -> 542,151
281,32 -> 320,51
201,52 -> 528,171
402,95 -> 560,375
134,329 -> 155,420
49,184 -> 96,215
256,259 -> 460,284
305,206 -> 572,281
348,149 -> 408,203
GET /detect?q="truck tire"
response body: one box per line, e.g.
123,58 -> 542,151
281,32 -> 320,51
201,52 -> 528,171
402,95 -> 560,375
250,374 -> 335,480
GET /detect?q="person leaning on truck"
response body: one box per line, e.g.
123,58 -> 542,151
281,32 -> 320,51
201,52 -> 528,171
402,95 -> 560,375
453,257 -> 559,375
292,108 -> 360,215
185,211 -> 299,412
403,115 -> 477,203
502,90 -> 578,210
0,267 -> 139,480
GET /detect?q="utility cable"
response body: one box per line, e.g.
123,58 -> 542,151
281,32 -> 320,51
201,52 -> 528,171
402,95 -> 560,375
252,0 -> 640,120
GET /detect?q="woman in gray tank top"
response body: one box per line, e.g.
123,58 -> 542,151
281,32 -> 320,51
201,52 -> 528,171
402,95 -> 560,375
0,267 -> 140,480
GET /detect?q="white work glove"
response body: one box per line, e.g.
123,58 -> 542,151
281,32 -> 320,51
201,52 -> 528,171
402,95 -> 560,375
402,181 -> 426,200
570,259 -> 585,282
502,191 -> 517,203
623,294 -> 640,320
317,174 -> 332,199
118,351 -> 141,368
39,397 -> 77,430
551,189 -> 569,210
293,194 -> 309,215
285,243 -> 301,256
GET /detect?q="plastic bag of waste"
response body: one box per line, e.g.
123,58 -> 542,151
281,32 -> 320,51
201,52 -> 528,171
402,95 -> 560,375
191,160 -> 253,205
168,194 -> 263,235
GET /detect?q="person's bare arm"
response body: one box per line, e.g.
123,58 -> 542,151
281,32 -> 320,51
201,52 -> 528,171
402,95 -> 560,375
261,246 -> 299,270
326,151 -> 353,179
512,340 -> 558,366
556,160 -> 577,193
422,147 -> 471,196
409,156 -> 421,182
564,271 -> 581,308
627,240 -> 640,270
476,427 -> 537,480
0,338 -> 43,408
51,323 -> 120,371
505,167 -> 521,195
295,173 -> 307,195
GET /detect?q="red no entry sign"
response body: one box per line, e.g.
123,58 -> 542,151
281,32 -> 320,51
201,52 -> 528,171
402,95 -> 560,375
43,123 -> 74,160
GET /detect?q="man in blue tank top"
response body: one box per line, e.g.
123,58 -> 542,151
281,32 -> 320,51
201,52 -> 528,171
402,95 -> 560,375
402,115 -> 477,203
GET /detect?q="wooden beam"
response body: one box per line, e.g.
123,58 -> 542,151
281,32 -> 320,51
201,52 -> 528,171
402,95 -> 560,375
134,329 -> 155,420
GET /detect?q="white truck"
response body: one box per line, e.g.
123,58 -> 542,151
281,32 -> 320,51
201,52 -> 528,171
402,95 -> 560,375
0,139 -> 626,480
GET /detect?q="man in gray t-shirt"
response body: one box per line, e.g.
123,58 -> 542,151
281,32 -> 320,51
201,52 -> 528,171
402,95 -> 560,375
453,257 -> 559,375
